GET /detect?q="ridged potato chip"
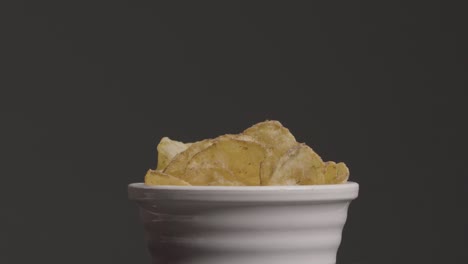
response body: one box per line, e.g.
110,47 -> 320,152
269,143 -> 325,185
164,139 -> 214,176
156,137 -> 191,171
243,120 -> 297,184
184,138 -> 267,185
145,169 -> 191,186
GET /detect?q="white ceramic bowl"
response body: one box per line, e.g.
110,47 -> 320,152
128,182 -> 359,264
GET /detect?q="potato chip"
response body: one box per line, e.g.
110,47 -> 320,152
269,143 -> 325,185
323,161 -> 350,184
146,120 -> 350,186
216,133 -> 256,142
145,169 -> 191,186
243,120 -> 297,184
183,167 -> 243,186
184,138 -> 267,185
164,139 -> 214,176
156,137 -> 191,171
324,161 -> 338,184
336,162 -> 350,183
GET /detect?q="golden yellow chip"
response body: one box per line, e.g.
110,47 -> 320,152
184,138 -> 267,185
164,139 -> 214,176
183,167 -> 244,186
323,161 -> 350,184
216,133 -> 256,142
145,120 -> 350,186
243,120 -> 297,184
156,137 -> 191,171
144,170 -> 191,186
269,143 -> 325,185
336,162 -> 350,183
324,161 -> 338,184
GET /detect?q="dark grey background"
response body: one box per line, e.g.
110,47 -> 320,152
1,1 -> 467,263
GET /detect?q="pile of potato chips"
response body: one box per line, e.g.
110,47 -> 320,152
145,121 -> 349,186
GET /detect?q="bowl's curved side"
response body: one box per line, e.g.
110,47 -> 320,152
136,197 -> 354,264
129,182 -> 359,264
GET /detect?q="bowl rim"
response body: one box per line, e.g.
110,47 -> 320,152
128,182 -> 359,202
